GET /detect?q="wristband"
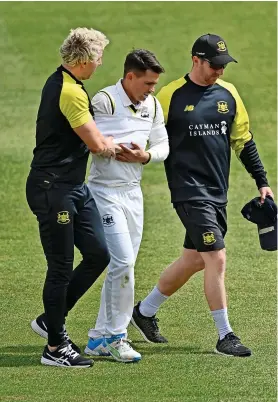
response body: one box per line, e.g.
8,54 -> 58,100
142,152 -> 151,165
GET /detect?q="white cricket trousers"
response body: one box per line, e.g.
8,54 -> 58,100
87,183 -> 143,337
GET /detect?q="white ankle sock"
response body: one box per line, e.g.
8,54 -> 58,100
139,286 -> 168,317
211,308 -> 233,340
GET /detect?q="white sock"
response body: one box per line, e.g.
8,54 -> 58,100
211,308 -> 233,340
139,286 -> 168,317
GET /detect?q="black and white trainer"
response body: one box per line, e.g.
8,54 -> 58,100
31,313 -> 81,354
131,302 -> 168,343
215,332 -> 252,357
41,341 -> 93,368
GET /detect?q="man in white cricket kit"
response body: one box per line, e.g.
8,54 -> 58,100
84,49 -> 169,362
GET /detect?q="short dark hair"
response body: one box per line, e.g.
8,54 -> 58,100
123,49 -> 165,77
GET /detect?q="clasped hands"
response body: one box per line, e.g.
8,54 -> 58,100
101,136 -> 150,163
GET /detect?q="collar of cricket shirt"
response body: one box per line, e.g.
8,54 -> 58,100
116,79 -> 142,110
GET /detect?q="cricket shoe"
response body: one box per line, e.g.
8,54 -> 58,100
215,332 -> 252,357
104,334 -> 141,363
31,313 -> 81,354
84,337 -> 110,357
41,340 -> 93,368
131,302 -> 168,343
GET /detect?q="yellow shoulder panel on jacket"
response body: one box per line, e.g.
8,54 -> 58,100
156,77 -> 186,124
60,71 -> 91,129
217,79 -> 252,157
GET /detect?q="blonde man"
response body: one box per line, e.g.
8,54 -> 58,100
27,28 -> 118,368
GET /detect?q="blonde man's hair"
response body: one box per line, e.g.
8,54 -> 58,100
60,27 -> 109,66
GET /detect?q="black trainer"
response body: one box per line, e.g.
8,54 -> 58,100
130,302 -> 168,343
31,313 -> 81,354
41,341 -> 93,368
215,332 -> 252,357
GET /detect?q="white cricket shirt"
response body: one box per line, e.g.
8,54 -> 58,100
88,79 -> 169,187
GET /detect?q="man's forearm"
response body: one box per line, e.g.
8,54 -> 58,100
74,119 -> 114,155
239,139 -> 269,188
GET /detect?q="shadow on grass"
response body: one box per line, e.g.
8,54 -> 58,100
0,345 -> 43,367
0,345 -> 132,367
131,342 -> 215,356
78,341 -> 215,357
0,343 -> 216,367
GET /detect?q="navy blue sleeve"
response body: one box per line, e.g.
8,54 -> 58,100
239,138 -> 269,189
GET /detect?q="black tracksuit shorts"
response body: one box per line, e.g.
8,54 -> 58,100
174,201 -> 227,252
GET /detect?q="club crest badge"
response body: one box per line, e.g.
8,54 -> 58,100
217,41 -> 226,51
57,211 -> 70,224
202,232 -> 216,245
217,101 -> 229,114
102,214 -> 115,227
141,107 -> 149,118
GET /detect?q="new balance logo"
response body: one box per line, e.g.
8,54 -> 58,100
184,105 -> 194,112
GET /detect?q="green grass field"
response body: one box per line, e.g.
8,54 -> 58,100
0,2 -> 276,401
